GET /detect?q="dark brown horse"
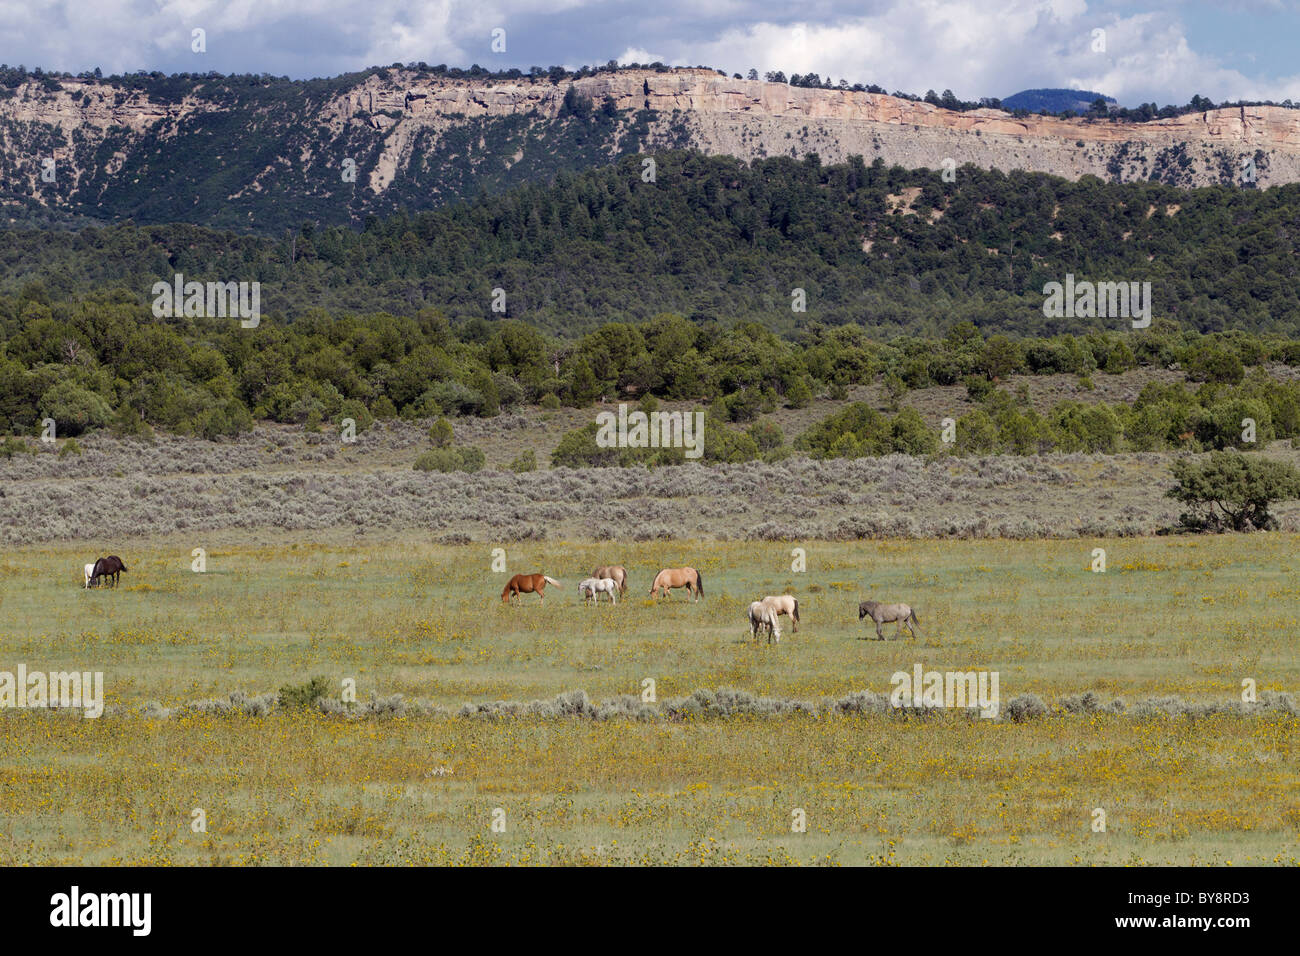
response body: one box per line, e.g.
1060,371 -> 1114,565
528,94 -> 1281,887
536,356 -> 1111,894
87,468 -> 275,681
91,555 -> 128,588
501,573 -> 560,604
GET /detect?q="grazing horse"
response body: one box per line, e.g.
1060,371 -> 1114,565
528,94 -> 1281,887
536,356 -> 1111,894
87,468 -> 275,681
501,573 -> 560,604
858,600 -> 920,641
761,595 -> 800,633
90,555 -> 128,589
592,565 -> 628,594
649,567 -> 703,602
578,577 -> 619,605
748,601 -> 781,644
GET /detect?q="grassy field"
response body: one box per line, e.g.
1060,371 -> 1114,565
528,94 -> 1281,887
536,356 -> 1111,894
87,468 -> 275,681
0,533 -> 1297,865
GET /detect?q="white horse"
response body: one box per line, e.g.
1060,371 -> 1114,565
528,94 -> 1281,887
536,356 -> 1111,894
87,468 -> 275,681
748,600 -> 781,644
83,562 -> 98,589
579,577 -> 619,605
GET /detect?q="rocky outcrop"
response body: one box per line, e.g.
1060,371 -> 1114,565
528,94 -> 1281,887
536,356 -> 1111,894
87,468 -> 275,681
3,67 -> 1298,225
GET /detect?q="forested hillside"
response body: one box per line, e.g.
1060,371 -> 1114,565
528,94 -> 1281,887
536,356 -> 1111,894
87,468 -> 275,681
3,152 -> 1300,338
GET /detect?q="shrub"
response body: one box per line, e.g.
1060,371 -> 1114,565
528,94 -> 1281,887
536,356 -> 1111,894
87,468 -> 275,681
428,417 -> 454,447
413,445 -> 485,473
964,374 -> 995,402
1167,451 -> 1300,532
1184,345 -> 1245,384
746,419 -> 784,452
336,399 -> 375,434
38,381 -> 113,436
0,436 -> 32,458
278,676 -> 332,710
509,449 -> 537,472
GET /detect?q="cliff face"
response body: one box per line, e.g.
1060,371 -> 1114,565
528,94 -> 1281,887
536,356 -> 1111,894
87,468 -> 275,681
321,68 -> 1300,189
3,67 -> 1296,230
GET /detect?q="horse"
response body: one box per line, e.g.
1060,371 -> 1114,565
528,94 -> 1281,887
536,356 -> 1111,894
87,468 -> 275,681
649,567 -> 703,602
579,577 -> 619,604
761,595 -> 800,632
592,565 -> 628,594
501,573 -> 560,604
748,601 -> 781,644
83,562 -> 98,589
858,600 -> 919,640
90,555 -> 128,589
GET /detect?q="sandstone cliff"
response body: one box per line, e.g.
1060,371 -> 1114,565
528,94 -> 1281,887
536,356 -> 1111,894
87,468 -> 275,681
2,67 -> 1295,229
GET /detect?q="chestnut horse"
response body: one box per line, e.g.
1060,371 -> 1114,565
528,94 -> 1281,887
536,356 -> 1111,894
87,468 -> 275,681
648,567 -> 703,602
592,565 -> 628,594
501,573 -> 560,604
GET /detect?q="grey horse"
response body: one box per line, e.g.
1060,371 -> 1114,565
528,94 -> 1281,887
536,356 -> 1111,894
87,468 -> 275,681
858,600 -> 919,640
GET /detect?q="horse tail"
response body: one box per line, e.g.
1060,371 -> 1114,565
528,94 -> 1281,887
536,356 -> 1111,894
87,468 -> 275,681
909,608 -> 919,626
696,570 -> 704,597
544,576 -> 560,587
793,599 -> 799,622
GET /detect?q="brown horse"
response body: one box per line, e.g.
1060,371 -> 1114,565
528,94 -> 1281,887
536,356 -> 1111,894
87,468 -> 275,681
592,565 -> 628,594
501,573 -> 560,604
90,555 -> 128,588
649,567 -> 703,602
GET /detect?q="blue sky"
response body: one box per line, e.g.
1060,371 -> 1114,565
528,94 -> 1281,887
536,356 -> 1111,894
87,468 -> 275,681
3,1 -> 1299,106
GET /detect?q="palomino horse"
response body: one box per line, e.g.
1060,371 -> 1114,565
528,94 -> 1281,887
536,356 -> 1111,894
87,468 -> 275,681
748,600 -> 781,644
578,577 -> 619,604
592,565 -> 628,594
761,595 -> 799,632
90,555 -> 128,588
649,567 -> 703,602
501,573 -> 560,604
858,600 -> 920,640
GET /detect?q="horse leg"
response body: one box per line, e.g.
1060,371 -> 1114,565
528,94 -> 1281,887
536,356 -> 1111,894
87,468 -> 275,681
876,620 -> 885,641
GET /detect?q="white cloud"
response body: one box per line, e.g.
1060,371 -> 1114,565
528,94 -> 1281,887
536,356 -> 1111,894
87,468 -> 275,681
0,0 -> 1297,105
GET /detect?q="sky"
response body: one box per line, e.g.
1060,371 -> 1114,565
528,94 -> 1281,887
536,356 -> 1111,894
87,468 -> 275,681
3,0 -> 1300,107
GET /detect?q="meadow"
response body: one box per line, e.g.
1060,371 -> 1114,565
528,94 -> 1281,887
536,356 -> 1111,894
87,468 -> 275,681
0,533 -> 1296,865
